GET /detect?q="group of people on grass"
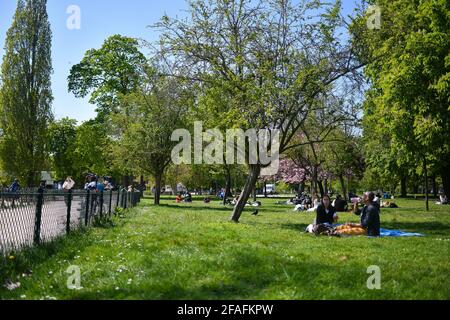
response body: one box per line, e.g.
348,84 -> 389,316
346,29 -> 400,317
306,191 -> 381,237
176,191 -> 193,203
290,193 -> 350,213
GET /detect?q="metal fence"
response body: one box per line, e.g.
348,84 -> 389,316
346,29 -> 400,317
0,188 -> 142,256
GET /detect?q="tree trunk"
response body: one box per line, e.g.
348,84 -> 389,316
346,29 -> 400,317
423,157 -> 429,212
441,163 -> 450,200
339,175 -> 347,201
154,173 -> 162,205
318,180 -> 325,198
230,164 -> 261,222
400,177 -> 407,198
432,176 -> 437,198
299,182 -> 305,195
27,170 -> 36,188
223,166 -> 232,205
264,182 -> 268,198
312,166 -> 318,196
413,180 -> 418,195
123,175 -> 131,188
324,179 -> 328,195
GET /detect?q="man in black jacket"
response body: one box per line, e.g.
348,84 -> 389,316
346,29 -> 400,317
353,192 -> 381,237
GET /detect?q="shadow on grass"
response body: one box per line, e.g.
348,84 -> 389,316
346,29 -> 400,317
156,203 -> 233,213
151,203 -> 292,215
67,248 -> 329,300
279,223 -> 310,233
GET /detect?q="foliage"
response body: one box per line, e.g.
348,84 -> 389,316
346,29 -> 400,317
352,0 -> 450,198
68,35 -> 146,122
0,0 -> 53,186
48,118 -> 78,181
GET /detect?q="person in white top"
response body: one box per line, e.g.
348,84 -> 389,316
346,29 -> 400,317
62,177 -> 75,191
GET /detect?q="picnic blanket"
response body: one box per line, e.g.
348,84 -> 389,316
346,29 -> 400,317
330,225 -> 425,237
379,228 -> 424,237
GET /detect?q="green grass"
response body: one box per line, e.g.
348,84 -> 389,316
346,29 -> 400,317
1,197 -> 449,300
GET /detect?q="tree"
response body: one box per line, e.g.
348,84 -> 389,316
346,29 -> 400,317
68,35 -> 146,122
48,118 -> 78,181
72,120 -> 113,183
323,130 -> 365,200
68,35 -> 147,186
154,0 -> 364,222
113,68 -> 192,205
352,0 -> 450,208
0,0 -> 53,186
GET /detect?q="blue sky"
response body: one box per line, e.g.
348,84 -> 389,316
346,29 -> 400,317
0,0 -> 359,123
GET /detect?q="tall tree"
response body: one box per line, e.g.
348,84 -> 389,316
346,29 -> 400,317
68,35 -> 147,185
68,35 -> 146,122
154,0 -> 363,222
352,0 -> 450,208
48,118 -> 78,181
113,67 -> 192,205
0,0 -> 53,186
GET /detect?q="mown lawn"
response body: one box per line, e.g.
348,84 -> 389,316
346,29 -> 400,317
1,196 -> 449,300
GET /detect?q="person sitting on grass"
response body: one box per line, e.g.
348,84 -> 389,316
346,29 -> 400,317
315,195 -> 339,225
352,191 -> 381,237
333,195 -> 348,212
436,193 -> 448,205
184,192 -> 193,203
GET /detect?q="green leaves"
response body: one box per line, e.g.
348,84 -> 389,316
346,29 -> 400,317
354,0 -> 450,195
0,0 -> 53,186
68,35 -> 146,122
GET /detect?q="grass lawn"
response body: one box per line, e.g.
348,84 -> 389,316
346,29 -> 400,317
1,196 -> 449,300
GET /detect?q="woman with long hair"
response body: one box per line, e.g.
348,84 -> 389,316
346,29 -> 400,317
315,195 -> 338,225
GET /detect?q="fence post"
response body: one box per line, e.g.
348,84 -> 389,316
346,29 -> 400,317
116,188 -> 120,213
66,189 -> 73,235
109,189 -> 113,216
33,188 -> 44,245
85,189 -> 90,227
99,190 -> 104,218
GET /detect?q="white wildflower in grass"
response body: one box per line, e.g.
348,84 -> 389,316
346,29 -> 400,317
4,281 -> 21,291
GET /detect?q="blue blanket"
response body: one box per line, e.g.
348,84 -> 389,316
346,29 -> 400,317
379,228 -> 424,237
333,225 -> 425,237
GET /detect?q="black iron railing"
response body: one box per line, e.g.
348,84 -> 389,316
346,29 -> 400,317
0,188 -> 142,256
